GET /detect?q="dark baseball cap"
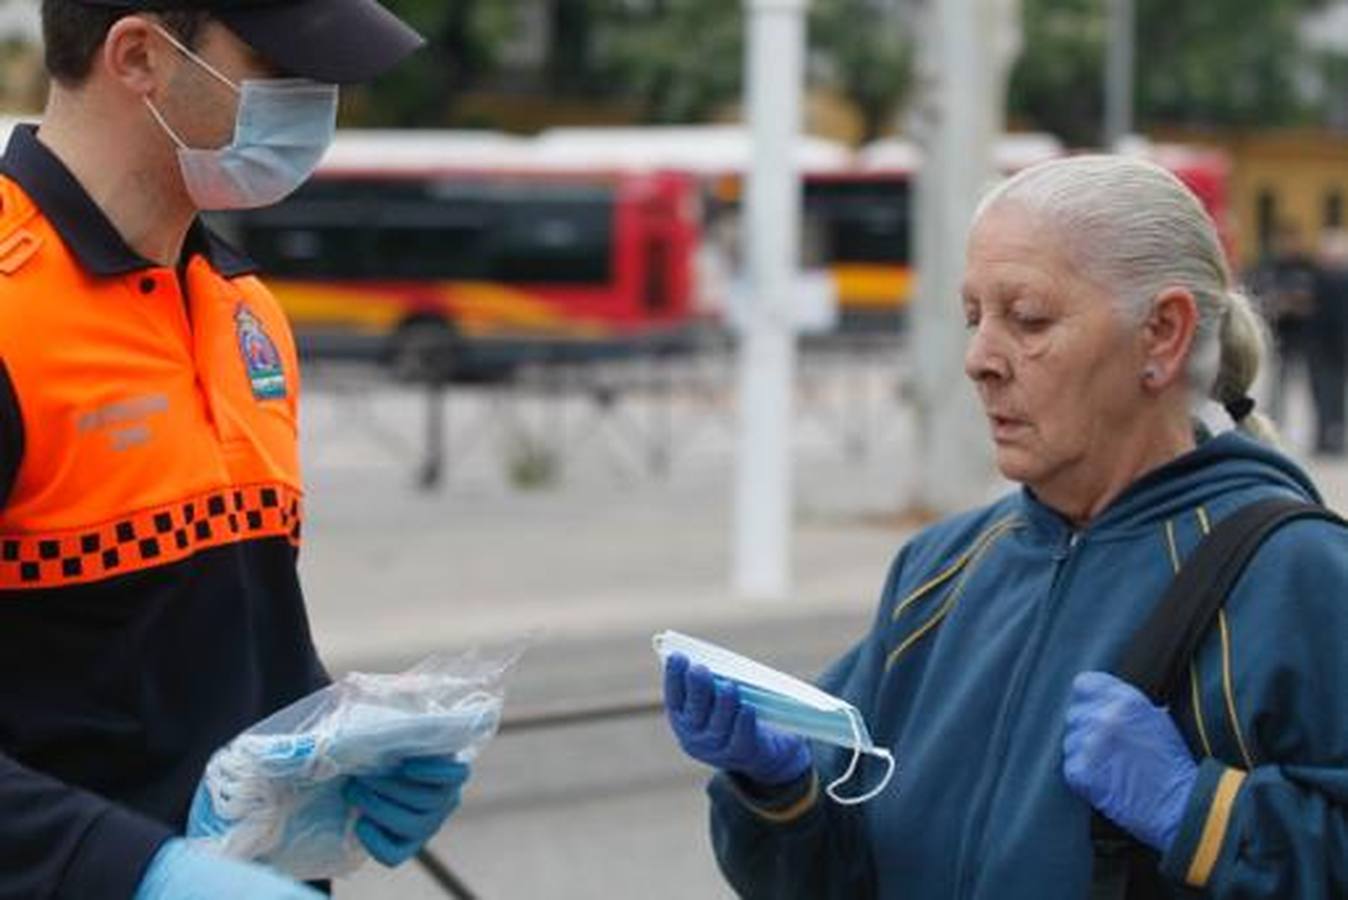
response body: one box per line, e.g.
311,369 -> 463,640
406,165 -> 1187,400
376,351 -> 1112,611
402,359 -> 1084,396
77,0 -> 426,83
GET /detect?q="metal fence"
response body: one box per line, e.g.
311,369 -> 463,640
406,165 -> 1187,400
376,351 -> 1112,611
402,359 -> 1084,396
301,332 -> 910,494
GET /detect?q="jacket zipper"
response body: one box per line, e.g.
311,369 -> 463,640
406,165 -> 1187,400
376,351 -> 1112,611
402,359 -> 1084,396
954,528 -> 1080,899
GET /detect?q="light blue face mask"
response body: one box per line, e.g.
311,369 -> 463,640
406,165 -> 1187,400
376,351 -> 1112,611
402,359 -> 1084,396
145,25 -> 338,211
654,630 -> 896,805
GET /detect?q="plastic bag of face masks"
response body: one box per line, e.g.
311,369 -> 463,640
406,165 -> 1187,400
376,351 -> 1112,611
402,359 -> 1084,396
186,642 -> 527,880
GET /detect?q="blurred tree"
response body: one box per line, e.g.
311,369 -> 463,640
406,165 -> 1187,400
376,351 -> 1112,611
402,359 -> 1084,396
548,0 -> 600,91
343,0 -> 515,127
1326,51 -> 1348,130
810,0 -> 913,141
591,0 -> 911,133
1011,0 -> 1336,145
590,0 -> 745,123
342,0 -> 914,134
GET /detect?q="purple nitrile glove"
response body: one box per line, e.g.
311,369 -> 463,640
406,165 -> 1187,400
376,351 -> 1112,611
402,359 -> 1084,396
1062,671 -> 1200,854
663,652 -> 812,787
343,756 -> 470,867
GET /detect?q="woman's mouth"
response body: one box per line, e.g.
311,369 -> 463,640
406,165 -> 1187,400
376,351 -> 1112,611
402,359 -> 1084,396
988,414 -> 1028,440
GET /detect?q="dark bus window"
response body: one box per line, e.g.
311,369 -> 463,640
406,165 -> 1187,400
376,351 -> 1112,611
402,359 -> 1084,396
226,180 -> 376,278
221,177 -> 616,285
241,220 -> 371,279
1326,189 -> 1344,230
371,203 -> 494,280
805,179 -> 911,265
491,196 -> 614,285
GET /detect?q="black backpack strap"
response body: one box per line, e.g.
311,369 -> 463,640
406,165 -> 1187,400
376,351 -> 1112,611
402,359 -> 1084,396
1090,496 -> 1344,900
1114,497 -> 1342,703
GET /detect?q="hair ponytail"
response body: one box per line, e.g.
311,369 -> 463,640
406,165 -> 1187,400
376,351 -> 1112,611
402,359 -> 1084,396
1214,290 -> 1280,444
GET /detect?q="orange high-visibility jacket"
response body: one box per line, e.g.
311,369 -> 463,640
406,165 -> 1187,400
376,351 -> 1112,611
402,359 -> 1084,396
0,124 -> 326,898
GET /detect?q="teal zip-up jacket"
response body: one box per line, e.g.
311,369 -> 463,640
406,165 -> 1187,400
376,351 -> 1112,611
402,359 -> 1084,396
708,432 -> 1348,898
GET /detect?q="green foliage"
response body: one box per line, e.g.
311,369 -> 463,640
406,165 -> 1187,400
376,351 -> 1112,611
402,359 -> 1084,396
589,0 -> 911,133
589,0 -> 745,124
1135,0 -> 1319,128
810,0 -> 912,140
1007,0 -> 1107,144
340,0 -> 1342,141
342,0 -> 912,134
1010,0 -> 1338,144
343,0 -> 516,127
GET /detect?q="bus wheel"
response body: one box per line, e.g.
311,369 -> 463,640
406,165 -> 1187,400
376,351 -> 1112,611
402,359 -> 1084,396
390,318 -> 458,384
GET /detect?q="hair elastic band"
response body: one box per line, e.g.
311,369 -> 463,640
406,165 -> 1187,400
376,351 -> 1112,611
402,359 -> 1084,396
1224,395 -> 1255,423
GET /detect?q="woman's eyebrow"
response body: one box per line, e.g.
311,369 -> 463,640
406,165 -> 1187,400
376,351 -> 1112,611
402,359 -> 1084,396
973,281 -> 1029,305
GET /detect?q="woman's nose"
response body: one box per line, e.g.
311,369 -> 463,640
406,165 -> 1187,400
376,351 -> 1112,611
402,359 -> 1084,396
964,323 -> 1009,383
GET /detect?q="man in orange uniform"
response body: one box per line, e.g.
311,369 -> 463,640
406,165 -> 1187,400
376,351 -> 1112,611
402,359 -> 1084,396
0,3 -> 469,897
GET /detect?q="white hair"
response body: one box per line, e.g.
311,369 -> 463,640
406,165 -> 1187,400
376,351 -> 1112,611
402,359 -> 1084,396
974,154 -> 1277,444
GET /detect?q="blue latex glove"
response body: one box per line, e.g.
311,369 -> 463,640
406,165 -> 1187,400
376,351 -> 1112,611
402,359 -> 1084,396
663,652 -> 812,786
134,838 -> 323,900
342,755 -> 470,866
1062,671 -> 1200,853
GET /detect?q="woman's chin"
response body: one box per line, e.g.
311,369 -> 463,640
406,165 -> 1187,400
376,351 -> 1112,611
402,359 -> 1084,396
993,445 -> 1040,484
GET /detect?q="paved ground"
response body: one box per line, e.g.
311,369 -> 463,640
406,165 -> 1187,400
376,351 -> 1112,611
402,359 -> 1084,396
288,356 -> 1348,899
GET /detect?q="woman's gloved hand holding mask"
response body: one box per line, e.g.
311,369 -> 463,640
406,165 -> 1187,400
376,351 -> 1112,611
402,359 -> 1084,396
663,652 -> 813,788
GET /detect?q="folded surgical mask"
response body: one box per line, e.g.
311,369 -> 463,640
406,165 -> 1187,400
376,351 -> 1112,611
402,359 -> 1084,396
653,630 -> 896,805
189,644 -> 526,880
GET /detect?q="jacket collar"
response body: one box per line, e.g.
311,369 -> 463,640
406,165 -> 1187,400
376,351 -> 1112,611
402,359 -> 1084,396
1015,429 -> 1320,543
0,124 -> 257,278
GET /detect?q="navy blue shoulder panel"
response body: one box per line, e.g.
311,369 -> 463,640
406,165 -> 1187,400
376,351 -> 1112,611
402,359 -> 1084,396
0,359 -> 21,509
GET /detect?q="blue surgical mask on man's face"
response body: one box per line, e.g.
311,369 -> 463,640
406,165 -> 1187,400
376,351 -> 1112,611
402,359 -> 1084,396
143,24 -> 338,211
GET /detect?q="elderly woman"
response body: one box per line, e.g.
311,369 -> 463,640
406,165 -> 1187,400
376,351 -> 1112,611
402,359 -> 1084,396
661,156 -> 1348,898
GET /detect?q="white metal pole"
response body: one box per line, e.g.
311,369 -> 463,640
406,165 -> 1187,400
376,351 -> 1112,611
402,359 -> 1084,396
908,0 -> 1020,515
1105,0 -> 1135,149
733,0 -> 806,601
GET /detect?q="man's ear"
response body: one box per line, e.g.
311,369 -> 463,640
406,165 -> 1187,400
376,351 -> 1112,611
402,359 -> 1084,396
1140,286 -> 1200,391
102,15 -> 170,99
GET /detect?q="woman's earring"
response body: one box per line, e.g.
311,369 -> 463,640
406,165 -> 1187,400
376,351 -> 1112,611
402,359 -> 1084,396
1142,365 -> 1160,385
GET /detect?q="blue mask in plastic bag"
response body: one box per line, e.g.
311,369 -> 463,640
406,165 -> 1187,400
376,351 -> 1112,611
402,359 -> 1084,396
189,693 -> 501,878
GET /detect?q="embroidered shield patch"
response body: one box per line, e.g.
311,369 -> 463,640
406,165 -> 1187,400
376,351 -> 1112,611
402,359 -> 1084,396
235,304 -> 287,400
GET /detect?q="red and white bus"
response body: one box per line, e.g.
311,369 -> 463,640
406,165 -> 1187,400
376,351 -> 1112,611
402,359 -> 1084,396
211,131 -> 702,379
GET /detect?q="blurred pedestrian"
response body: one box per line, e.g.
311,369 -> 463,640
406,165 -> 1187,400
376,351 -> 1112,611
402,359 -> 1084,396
1309,229 -> 1348,454
0,3 -> 469,898
1248,222 -> 1316,425
662,156 -> 1348,898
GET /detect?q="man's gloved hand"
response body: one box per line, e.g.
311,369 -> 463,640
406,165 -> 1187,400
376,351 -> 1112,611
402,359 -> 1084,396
342,755 -> 470,866
663,652 -> 812,787
1062,671 -> 1200,854
133,838 -> 323,900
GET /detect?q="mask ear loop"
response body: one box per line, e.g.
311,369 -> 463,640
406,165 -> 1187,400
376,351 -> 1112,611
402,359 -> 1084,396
824,709 -> 898,806
143,97 -> 190,150
152,22 -> 241,94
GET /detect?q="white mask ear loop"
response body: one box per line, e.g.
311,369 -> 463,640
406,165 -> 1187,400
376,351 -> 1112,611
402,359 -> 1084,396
152,23 -> 241,95
824,709 -> 897,806
143,97 -> 189,150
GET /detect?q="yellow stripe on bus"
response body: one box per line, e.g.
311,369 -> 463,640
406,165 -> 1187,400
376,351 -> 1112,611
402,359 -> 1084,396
266,281 -> 611,340
268,283 -> 408,332
831,264 -> 915,309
